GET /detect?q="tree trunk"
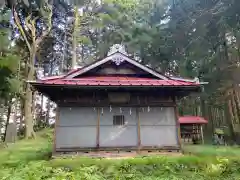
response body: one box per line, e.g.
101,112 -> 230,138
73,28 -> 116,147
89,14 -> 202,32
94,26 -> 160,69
210,106 -> 215,132
231,89 -> 239,124
19,97 -> 24,130
24,49 -> 36,139
45,99 -> 51,126
4,103 -> 11,142
216,108 -> 221,126
226,92 -> 236,142
40,93 -> 44,116
221,109 -> 225,125
213,108 -> 216,127
234,31 -> 240,62
31,91 -> 36,125
233,87 -> 240,123
71,7 -> 78,69
24,80 -> 35,138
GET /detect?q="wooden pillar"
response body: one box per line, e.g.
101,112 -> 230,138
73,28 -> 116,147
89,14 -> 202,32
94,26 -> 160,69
137,108 -> 141,153
200,125 -> 204,144
173,97 -> 182,149
96,108 -> 100,148
53,106 -> 59,153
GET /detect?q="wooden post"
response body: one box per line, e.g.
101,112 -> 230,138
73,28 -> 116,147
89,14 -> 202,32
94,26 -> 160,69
96,108 -> 100,148
137,108 -> 141,153
53,106 -> 59,153
173,97 -> 182,149
200,125 -> 204,144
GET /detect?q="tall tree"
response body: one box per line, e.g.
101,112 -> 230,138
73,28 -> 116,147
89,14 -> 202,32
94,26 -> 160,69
0,7 -> 22,141
5,0 -> 53,138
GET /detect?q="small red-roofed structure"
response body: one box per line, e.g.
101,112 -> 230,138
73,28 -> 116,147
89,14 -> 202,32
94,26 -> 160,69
179,116 -> 208,124
179,116 -> 208,144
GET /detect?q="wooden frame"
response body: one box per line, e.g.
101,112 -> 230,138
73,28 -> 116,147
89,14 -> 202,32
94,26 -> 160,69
53,106 -> 60,153
200,125 -> 204,144
58,102 -> 176,107
55,146 -> 180,152
173,97 -> 182,149
137,107 -> 141,153
96,108 -> 100,148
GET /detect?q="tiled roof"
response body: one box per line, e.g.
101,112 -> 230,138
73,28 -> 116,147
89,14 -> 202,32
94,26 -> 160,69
179,116 -> 208,124
35,76 -> 200,87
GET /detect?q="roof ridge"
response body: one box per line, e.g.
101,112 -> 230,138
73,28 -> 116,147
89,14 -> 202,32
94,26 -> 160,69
59,78 -> 192,82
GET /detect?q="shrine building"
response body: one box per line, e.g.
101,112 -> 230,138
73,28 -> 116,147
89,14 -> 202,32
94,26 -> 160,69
30,44 -> 205,153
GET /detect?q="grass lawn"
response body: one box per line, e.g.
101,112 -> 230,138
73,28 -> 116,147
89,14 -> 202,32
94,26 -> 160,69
183,144 -> 240,156
0,128 -> 240,180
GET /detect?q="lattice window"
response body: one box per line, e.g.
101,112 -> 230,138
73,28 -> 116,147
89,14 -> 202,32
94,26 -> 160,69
113,115 -> 125,126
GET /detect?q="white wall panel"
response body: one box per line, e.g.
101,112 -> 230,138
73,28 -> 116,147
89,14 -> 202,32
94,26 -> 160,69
56,107 -> 97,148
99,107 -> 137,147
139,107 -> 178,147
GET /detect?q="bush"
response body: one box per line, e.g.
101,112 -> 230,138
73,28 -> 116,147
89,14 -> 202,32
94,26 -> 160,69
1,153 -> 240,179
45,156 -> 240,180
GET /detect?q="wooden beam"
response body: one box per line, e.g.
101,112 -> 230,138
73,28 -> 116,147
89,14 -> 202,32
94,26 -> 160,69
58,102 -> 176,107
53,106 -> 60,154
200,125 -> 204,144
55,145 -> 180,152
137,107 -> 141,153
173,97 -> 182,149
96,108 -> 100,148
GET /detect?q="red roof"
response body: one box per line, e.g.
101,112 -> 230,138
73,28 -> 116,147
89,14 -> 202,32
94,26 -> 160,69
179,116 -> 208,124
34,76 -> 200,87
31,50 -> 204,88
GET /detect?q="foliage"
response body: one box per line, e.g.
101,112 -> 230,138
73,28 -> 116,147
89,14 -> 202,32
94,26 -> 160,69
0,129 -> 240,179
0,8 -> 22,100
1,153 -> 240,180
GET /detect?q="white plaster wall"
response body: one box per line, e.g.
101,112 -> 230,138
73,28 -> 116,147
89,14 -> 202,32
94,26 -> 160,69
56,107 -> 97,148
99,107 -> 138,147
139,107 -> 178,147
55,106 -> 178,150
